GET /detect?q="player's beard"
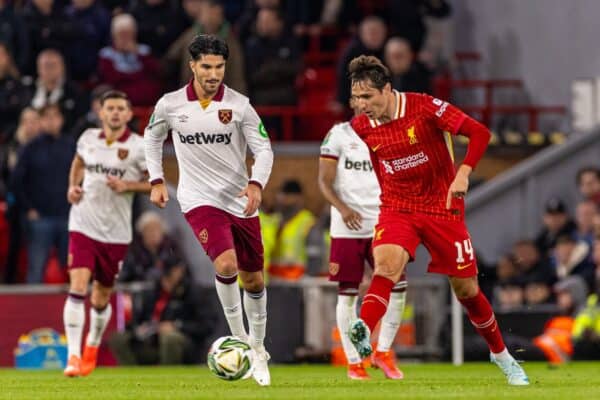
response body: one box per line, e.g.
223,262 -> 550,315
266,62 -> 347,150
201,80 -> 221,96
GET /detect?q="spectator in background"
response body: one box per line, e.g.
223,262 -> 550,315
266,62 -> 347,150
533,275 -> 589,365
68,84 -> 112,138
10,104 -> 75,283
512,239 -> 556,286
109,263 -> 217,365
334,16 -> 387,109
64,0 -> 111,81
268,179 -> 316,281
0,42 -> 27,143
493,255 -> 524,310
0,0 -> 30,73
554,235 -> 595,293
535,198 -> 577,258
20,0 -> 78,75
119,211 -> 184,283
384,0 -> 451,53
98,13 -> 162,106
384,36 -> 432,94
574,200 -> 597,249
129,0 -> 188,57
237,0 -> 282,41
245,7 -> 301,106
22,49 -> 88,132
576,166 -> 600,206
1,108 -> 41,283
165,0 -> 246,93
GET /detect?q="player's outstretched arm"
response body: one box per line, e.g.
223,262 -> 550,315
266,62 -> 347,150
318,157 -> 362,230
67,154 -> 85,204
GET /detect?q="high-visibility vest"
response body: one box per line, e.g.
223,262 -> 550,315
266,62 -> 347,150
259,210 -> 278,271
533,316 -> 574,365
573,294 -> 600,339
269,209 -> 315,281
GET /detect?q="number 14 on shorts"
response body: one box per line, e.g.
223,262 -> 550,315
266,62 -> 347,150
454,239 -> 474,268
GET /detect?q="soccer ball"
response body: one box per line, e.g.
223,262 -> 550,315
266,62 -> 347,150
207,336 -> 254,381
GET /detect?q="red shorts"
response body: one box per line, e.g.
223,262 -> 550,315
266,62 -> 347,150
68,231 -> 129,287
184,205 -> 263,272
328,238 -> 374,283
373,211 -> 478,278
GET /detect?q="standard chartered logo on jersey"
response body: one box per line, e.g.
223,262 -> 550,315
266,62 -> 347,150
381,152 -> 429,175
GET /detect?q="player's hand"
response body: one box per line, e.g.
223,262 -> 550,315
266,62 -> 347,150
67,185 -> 83,204
446,167 -> 471,209
238,183 -> 262,217
106,175 -> 128,193
341,206 -> 363,230
150,183 -> 169,208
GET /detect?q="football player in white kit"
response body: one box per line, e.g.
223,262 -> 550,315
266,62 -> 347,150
318,99 -> 407,380
144,35 -> 274,386
63,91 -> 150,377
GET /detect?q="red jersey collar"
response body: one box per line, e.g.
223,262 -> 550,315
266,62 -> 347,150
99,127 -> 131,142
186,79 -> 225,102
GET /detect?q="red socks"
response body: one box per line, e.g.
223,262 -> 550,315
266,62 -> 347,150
360,275 -> 395,332
458,290 -> 505,353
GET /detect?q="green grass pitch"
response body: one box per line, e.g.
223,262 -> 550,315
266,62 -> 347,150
1,362 -> 598,399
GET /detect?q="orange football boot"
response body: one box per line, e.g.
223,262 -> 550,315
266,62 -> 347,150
371,350 -> 404,380
80,345 -> 99,376
63,355 -> 81,377
347,362 -> 370,380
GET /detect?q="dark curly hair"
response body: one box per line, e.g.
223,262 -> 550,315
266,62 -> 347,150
188,34 -> 229,61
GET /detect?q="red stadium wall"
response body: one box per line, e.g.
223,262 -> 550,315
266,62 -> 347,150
0,293 -> 118,367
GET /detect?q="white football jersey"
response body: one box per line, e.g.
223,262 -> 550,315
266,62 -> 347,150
320,122 -> 381,238
144,83 -> 273,217
68,128 -> 147,244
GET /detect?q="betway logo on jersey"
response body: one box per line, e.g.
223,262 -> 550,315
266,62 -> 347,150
381,152 -> 429,174
86,164 -> 126,178
344,158 -> 373,172
177,131 -> 232,145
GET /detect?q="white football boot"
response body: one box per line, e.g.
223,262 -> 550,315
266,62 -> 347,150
252,347 -> 271,386
490,353 -> 530,386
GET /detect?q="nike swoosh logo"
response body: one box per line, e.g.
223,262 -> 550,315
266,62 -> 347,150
371,144 -> 381,152
457,263 -> 472,270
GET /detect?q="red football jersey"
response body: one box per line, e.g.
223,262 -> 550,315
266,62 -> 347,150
351,91 -> 468,220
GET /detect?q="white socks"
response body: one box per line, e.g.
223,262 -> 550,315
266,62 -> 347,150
492,347 -> 511,361
87,304 -> 112,347
243,289 -> 267,350
63,293 -> 85,358
376,290 -> 406,352
336,294 -> 361,364
215,274 -> 248,340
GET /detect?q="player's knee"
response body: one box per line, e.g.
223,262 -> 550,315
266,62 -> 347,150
451,277 -> 479,299
374,261 -> 402,281
214,255 -> 238,277
241,273 -> 264,292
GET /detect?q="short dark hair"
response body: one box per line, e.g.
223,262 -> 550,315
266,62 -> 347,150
576,166 -> 600,185
188,34 -> 229,61
100,90 -> 130,107
348,55 -> 391,90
